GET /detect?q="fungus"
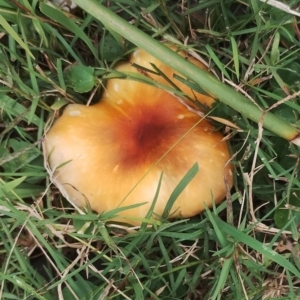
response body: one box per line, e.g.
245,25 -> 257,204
129,46 -> 215,108
43,46 -> 233,225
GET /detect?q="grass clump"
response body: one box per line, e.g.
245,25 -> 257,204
1,0 -> 300,299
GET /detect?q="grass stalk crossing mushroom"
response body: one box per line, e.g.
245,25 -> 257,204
72,0 -> 300,146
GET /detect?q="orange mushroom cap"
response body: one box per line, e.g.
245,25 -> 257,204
128,46 -> 215,108
43,48 -> 233,225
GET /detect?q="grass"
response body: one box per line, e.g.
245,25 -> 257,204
1,0 -> 300,299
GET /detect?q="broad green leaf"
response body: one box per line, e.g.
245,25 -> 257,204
100,32 -> 124,62
66,64 -> 96,93
275,193 -> 300,230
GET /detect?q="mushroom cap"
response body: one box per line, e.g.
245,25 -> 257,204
43,49 -> 233,225
128,47 -> 215,108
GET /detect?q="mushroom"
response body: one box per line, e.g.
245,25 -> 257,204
43,46 -> 233,225
128,46 -> 215,108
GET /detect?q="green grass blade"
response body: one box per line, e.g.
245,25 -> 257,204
162,162 -> 199,218
72,0 -> 300,145
40,3 -> 98,60
213,216 -> 300,278
0,14 -> 34,59
230,36 -> 239,80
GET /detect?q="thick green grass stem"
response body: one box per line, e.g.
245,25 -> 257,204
73,0 -> 300,146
